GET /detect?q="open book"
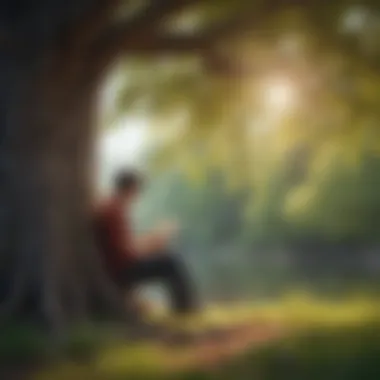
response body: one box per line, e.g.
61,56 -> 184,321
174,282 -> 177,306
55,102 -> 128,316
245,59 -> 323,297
154,220 -> 180,241
135,220 -> 180,254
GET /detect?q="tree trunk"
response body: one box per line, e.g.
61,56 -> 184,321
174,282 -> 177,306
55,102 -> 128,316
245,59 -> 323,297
0,37 -> 125,332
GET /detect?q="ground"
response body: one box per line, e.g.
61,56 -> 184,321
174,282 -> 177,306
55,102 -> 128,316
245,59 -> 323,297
27,293 -> 380,380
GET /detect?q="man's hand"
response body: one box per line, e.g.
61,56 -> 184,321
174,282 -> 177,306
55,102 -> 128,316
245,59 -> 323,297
135,220 -> 179,257
155,220 -> 179,241
135,233 -> 168,256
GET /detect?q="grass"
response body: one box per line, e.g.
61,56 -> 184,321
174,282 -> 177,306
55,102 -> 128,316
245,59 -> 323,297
214,323 -> 380,380
3,293 -> 380,379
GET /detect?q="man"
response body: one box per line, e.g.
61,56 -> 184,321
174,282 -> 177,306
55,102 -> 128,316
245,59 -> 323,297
94,170 -> 197,315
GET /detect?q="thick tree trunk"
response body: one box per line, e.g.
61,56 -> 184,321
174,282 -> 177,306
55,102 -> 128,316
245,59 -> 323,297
0,40 -> 126,332
0,0 -> 206,334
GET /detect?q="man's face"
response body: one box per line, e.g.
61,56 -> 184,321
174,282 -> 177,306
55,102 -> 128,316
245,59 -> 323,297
121,186 -> 140,205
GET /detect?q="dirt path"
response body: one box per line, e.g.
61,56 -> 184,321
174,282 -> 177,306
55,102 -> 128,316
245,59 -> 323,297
1,321 -> 285,379
162,322 -> 285,372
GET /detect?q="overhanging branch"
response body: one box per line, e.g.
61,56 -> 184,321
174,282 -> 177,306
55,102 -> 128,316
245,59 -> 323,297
121,0 -> 198,36
85,0 -> 315,81
90,0 -> 200,61
68,0 -> 121,50
84,0 -> 200,81
121,35 -> 212,54
91,0 -> 299,63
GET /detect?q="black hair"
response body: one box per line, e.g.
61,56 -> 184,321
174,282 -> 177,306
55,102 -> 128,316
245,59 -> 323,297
114,170 -> 143,193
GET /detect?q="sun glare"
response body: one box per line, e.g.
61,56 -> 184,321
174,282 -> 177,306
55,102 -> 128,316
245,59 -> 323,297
101,119 -> 149,165
247,75 -> 300,136
261,76 -> 298,115
97,118 -> 150,194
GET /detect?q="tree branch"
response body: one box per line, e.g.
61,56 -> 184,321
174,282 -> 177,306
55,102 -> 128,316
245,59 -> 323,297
118,35 -> 209,54
85,0 -> 314,82
68,0 -> 121,50
91,0 -> 302,63
88,0 -> 200,64
121,0 -> 198,36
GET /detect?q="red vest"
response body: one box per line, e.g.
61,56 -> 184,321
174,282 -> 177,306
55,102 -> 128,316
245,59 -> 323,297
94,200 -> 135,277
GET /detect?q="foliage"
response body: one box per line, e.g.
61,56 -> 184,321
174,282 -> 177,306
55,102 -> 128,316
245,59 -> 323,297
103,0 -> 380,249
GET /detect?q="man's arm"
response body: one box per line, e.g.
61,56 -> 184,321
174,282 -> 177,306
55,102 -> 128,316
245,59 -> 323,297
105,205 -> 137,261
134,221 -> 179,255
134,233 -> 166,256
106,203 -> 177,257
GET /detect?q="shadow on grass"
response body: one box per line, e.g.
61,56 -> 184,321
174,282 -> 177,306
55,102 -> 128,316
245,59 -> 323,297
221,321 -> 380,380
32,321 -> 380,380
2,310 -> 380,380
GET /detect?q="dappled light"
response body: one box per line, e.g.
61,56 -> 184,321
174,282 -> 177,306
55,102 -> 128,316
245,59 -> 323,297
260,76 -> 299,116
1,0 -> 380,379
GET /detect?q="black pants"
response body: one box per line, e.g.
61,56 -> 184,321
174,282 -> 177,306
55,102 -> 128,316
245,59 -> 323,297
119,253 -> 196,314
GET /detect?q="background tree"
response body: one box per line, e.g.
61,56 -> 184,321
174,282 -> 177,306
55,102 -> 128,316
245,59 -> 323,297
103,0 -> 380,300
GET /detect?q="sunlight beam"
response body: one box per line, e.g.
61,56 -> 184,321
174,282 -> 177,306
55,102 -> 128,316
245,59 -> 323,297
261,76 -> 298,115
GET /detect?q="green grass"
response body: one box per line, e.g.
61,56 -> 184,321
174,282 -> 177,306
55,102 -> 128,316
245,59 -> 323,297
220,321 -> 380,380
0,324 -> 47,366
3,294 -> 380,379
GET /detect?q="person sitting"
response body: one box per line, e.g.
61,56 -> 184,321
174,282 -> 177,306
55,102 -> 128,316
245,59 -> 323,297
94,170 -> 197,315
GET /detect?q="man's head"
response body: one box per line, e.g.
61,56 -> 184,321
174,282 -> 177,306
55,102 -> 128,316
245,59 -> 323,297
113,170 -> 143,203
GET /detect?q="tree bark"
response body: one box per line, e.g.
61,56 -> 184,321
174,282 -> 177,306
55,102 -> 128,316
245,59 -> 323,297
0,0 -> 203,333
0,34 -> 127,332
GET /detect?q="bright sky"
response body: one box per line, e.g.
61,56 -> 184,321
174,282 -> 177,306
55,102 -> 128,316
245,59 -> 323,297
97,117 -> 150,193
